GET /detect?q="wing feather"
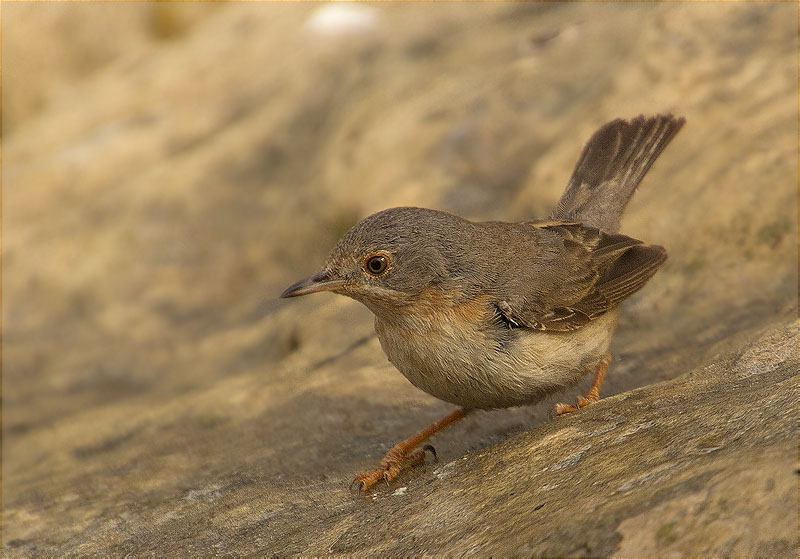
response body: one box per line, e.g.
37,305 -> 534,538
495,222 -> 666,331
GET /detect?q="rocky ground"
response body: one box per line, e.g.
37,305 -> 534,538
3,3 -> 797,556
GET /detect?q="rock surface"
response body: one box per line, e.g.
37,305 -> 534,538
3,3 -> 797,556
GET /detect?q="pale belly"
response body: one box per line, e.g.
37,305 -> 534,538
374,310 -> 618,410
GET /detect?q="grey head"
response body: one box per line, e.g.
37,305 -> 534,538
280,207 -> 474,314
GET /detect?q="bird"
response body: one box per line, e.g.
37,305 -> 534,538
281,114 -> 685,491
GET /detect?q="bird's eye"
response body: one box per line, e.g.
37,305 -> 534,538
364,254 -> 389,276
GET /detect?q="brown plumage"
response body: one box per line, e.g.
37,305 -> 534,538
281,114 -> 685,490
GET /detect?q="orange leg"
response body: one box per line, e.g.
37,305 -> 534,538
352,408 -> 469,492
554,353 -> 611,415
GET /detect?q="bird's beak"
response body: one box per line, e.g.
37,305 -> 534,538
280,271 -> 345,298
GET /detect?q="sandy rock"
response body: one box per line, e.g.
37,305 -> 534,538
3,3 -> 797,556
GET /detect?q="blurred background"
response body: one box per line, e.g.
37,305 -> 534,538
3,2 -> 797,555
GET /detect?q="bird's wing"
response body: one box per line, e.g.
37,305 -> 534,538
494,221 -> 667,332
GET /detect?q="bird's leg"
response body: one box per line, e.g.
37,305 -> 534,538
352,407 -> 469,492
554,353 -> 611,415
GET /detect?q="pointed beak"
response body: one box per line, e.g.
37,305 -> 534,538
280,271 -> 345,298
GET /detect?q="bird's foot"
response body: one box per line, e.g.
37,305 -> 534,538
553,394 -> 599,415
553,354 -> 611,415
349,408 -> 467,492
351,444 -> 437,492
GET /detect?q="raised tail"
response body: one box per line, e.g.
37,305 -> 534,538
551,114 -> 685,233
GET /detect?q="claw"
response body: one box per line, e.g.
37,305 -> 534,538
422,444 -> 438,462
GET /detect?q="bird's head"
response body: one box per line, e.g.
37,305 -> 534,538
280,207 -> 472,315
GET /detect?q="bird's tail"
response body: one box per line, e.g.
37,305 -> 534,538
550,114 -> 685,233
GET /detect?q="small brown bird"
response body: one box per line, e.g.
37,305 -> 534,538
281,114 -> 685,491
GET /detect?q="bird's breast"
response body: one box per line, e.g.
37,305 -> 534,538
373,290 -> 618,409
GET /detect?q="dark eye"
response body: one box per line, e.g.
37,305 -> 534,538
364,254 -> 389,276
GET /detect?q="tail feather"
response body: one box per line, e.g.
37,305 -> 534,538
551,114 -> 685,233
